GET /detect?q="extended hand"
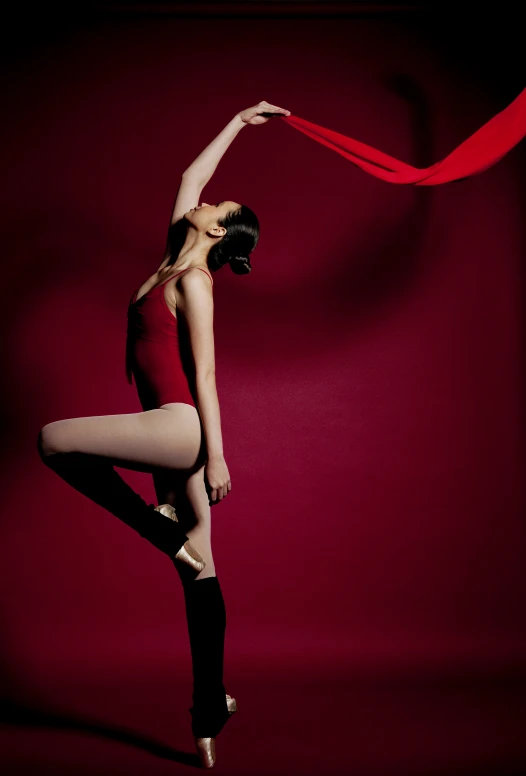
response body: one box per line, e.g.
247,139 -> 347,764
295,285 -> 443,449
238,100 -> 291,125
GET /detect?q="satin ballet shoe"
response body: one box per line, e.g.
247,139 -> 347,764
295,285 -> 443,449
154,503 -> 206,573
194,737 -> 216,769
225,693 -> 237,715
193,694 -> 237,769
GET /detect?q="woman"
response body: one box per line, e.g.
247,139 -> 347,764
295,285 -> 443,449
36,99 -> 291,769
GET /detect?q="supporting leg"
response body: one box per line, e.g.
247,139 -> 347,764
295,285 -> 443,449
154,466 -> 233,748
182,576 -> 231,739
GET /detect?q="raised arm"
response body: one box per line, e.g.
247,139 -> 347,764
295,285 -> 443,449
160,101 -> 291,268
172,115 -> 245,222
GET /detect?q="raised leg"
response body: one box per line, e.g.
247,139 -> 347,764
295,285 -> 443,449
36,403 -> 206,558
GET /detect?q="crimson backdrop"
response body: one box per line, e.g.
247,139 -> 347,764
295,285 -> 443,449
1,6 -> 525,773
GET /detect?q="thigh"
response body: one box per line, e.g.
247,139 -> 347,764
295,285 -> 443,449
39,403 -> 203,473
151,402 -> 208,499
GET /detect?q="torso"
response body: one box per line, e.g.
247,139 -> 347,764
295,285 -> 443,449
125,264 -> 213,410
134,265 -> 213,319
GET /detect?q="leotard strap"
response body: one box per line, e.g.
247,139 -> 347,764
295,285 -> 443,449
194,267 -> 214,286
162,267 -> 213,286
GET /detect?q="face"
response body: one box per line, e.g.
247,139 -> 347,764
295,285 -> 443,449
185,200 -> 242,235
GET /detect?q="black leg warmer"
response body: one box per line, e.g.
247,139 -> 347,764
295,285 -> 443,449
41,451 -> 190,557
183,576 -> 231,738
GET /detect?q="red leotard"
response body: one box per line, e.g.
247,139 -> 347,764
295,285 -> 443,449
125,267 -> 213,410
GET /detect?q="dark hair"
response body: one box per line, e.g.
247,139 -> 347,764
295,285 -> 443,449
207,204 -> 259,275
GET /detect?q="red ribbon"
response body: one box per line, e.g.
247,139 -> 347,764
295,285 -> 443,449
281,88 -> 526,185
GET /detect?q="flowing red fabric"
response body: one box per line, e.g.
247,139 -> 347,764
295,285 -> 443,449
281,88 -> 526,184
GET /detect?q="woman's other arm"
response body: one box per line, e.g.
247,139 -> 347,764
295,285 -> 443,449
176,268 -> 230,503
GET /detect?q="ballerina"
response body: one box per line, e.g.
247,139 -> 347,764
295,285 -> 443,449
37,99 -> 291,768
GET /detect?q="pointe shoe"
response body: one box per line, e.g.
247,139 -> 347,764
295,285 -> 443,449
194,694 -> 237,769
154,503 -> 206,573
225,693 -> 237,715
194,737 -> 215,769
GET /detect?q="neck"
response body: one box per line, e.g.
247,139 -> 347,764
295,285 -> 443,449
168,224 -> 215,272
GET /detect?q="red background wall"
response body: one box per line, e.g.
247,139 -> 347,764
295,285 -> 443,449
1,6 -> 525,705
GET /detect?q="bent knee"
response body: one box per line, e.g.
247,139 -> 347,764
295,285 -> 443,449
37,422 -> 66,459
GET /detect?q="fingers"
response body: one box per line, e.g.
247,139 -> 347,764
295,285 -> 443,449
209,480 -> 231,506
259,100 -> 291,115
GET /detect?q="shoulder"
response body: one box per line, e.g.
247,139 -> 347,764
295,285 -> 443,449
176,268 -> 214,318
178,267 -> 214,290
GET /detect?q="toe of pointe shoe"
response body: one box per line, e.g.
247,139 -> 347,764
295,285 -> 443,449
154,504 -> 206,573
175,541 -> 206,573
194,736 -> 216,769
154,503 -> 179,521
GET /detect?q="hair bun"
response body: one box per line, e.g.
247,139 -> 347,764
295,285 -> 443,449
229,255 -> 252,274
206,202 -> 259,276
